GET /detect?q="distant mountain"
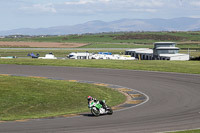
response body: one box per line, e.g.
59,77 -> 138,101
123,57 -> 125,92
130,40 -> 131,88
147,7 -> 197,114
0,17 -> 200,36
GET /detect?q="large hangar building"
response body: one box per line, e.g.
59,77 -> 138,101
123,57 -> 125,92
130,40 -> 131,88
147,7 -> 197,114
125,42 -> 189,61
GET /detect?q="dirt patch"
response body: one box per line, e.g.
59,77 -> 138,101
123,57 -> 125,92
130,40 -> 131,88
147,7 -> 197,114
0,41 -> 88,48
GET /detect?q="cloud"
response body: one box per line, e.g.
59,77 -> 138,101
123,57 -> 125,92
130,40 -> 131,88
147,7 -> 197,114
190,15 -> 200,18
132,0 -> 163,7
20,3 -> 57,13
17,0 -> 166,16
65,0 -> 111,5
64,0 -> 163,7
190,1 -> 200,6
131,9 -> 157,13
62,0 -> 163,14
65,0 -> 92,5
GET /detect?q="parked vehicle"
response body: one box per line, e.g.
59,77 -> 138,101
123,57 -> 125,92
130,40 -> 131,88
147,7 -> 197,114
38,53 -> 57,59
27,53 -> 40,58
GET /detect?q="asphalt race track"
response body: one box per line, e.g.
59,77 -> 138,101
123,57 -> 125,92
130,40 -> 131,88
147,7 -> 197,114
0,64 -> 200,133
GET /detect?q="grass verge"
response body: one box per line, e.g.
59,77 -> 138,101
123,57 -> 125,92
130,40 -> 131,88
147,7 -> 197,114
0,49 -> 199,58
0,49 -> 125,57
168,129 -> 200,133
0,59 -> 200,74
0,75 -> 125,121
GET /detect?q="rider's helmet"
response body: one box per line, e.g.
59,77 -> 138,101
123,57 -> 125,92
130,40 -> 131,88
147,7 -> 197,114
87,96 -> 93,101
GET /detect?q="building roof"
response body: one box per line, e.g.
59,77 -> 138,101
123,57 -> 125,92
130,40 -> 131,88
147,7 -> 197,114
126,48 -> 153,54
135,50 -> 153,54
126,48 -> 151,52
154,42 -> 176,44
156,47 -> 179,50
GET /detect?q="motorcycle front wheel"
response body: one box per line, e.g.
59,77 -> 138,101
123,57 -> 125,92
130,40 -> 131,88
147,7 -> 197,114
91,108 -> 100,117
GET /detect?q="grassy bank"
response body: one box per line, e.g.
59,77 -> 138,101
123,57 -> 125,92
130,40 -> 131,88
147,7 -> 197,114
1,32 -> 200,43
0,59 -> 199,74
169,129 -> 200,133
0,75 -> 125,121
80,43 -> 154,48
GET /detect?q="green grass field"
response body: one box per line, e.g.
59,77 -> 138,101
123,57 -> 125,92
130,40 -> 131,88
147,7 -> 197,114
0,75 -> 125,121
81,43 -> 200,49
0,59 -> 199,74
1,32 -> 200,49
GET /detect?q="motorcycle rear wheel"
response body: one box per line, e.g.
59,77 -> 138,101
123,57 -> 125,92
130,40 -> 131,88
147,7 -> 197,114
107,106 -> 113,115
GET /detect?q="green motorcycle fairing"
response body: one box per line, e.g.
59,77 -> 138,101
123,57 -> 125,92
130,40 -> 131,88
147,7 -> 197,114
95,103 -> 102,109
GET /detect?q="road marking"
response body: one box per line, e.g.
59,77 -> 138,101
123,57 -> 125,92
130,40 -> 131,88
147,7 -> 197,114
117,88 -> 132,92
93,83 -> 109,86
29,76 -> 47,79
126,100 -> 143,104
0,74 -> 9,76
112,107 -> 124,110
68,80 -> 77,82
62,114 -> 78,117
130,94 -> 143,98
15,119 -> 29,122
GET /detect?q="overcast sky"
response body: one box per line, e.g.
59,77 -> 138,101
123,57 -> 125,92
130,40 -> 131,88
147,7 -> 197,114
0,0 -> 200,31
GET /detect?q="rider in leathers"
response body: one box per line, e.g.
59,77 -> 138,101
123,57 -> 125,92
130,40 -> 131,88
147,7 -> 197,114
87,96 -> 107,109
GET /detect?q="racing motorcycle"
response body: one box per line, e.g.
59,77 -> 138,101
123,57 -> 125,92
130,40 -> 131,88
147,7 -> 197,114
88,100 -> 113,116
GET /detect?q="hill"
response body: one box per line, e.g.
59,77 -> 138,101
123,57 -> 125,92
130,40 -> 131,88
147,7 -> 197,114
0,17 -> 200,35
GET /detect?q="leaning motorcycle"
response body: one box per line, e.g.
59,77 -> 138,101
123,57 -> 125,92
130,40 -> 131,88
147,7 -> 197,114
88,100 -> 113,116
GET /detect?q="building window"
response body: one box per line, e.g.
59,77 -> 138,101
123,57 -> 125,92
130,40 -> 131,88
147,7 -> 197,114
157,49 -> 178,54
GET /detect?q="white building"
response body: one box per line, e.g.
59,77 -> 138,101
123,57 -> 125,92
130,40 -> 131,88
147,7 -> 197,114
125,48 -> 153,60
159,53 -> 190,61
125,42 -> 189,61
38,53 -> 57,59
